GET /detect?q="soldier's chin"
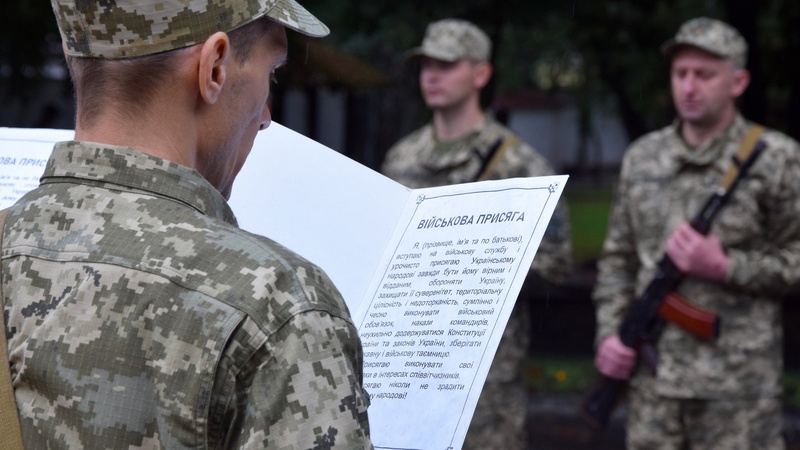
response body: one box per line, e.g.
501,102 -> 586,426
423,97 -> 449,109
677,108 -> 706,122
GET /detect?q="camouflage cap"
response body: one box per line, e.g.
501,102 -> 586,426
661,17 -> 748,68
407,19 -> 491,63
51,0 -> 329,59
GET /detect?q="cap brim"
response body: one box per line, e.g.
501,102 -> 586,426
267,0 -> 329,38
404,46 -> 459,62
660,39 -> 727,61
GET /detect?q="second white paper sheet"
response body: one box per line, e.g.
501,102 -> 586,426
353,175 -> 566,450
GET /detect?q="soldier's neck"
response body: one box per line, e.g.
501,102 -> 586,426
432,102 -> 485,142
74,105 -> 198,168
680,107 -> 736,148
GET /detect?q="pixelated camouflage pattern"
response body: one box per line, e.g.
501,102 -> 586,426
382,117 -> 573,450
661,16 -> 748,68
52,0 -> 329,59
407,19 -> 491,63
593,113 -> 800,401
3,141 -> 372,449
627,386 -> 784,449
462,377 -> 527,450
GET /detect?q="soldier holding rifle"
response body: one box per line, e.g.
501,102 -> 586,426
593,17 -> 800,448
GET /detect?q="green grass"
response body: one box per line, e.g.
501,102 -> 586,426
784,372 -> 800,408
523,356 -> 596,394
563,184 -> 614,264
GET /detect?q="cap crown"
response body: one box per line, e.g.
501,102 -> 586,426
408,19 -> 491,63
52,0 -> 328,59
662,17 -> 747,67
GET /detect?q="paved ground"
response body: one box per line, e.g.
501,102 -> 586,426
526,393 -> 800,449
527,393 -> 625,449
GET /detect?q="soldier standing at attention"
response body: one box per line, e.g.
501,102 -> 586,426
381,18 -> 572,450
593,17 -> 800,449
2,0 -> 372,448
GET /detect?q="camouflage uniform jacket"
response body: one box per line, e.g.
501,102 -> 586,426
382,116 -> 572,287
3,141 -> 372,449
594,113 -> 800,399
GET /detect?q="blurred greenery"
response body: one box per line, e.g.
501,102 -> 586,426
300,0 -> 800,143
565,185 -> 614,265
3,1 -> 800,146
523,356 -> 596,394
784,372 -> 800,408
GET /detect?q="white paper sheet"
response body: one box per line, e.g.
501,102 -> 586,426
0,128 -> 74,207
0,124 -> 408,310
353,176 -> 565,449
229,126 -> 411,310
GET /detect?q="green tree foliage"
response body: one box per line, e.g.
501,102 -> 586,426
305,0 -> 800,142
2,1 -> 799,141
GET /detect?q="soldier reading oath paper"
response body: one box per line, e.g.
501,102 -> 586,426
0,0 -> 372,448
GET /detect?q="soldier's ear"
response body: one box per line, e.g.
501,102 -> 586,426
198,32 -> 231,105
473,62 -> 493,90
730,67 -> 750,99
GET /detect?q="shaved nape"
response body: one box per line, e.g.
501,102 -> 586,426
67,50 -> 187,129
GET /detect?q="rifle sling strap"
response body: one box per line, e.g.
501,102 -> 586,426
475,135 -> 519,182
721,124 -> 765,190
0,207 -> 24,449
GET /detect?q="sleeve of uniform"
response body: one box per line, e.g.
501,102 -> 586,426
591,160 -> 641,346
724,135 -> 800,296
216,311 -> 372,449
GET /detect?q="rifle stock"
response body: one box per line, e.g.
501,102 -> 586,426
581,138 -> 766,430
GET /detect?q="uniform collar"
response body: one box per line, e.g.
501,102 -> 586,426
43,141 -> 238,225
671,112 -> 748,167
423,115 -> 498,169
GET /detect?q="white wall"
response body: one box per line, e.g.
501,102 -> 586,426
281,87 -> 630,173
507,101 -> 629,173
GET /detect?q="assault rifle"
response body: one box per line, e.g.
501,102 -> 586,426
581,136 -> 767,430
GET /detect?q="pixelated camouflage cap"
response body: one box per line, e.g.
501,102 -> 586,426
407,19 -> 491,63
51,0 -> 329,59
661,17 -> 747,67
